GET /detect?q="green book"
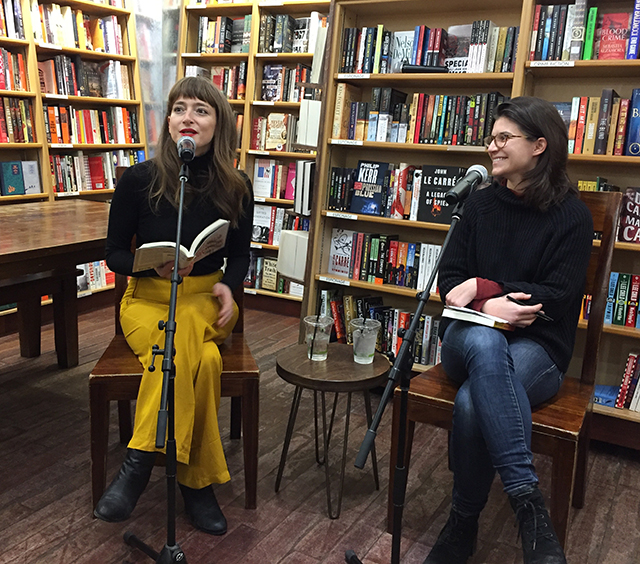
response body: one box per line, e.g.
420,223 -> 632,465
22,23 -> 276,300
582,7 -> 599,60
613,273 -> 632,326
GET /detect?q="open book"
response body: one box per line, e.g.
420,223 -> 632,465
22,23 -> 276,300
132,219 -> 230,273
442,305 -> 514,331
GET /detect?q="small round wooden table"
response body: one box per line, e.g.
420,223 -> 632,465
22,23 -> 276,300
274,343 -> 391,518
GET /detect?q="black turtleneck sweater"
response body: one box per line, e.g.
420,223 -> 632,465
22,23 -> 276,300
438,181 -> 593,373
105,156 -> 254,291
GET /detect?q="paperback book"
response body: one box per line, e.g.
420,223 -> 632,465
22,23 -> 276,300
349,160 -> 389,216
442,305 -> 514,331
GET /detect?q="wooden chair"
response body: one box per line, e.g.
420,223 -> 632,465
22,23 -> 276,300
89,274 -> 260,512
387,191 -> 622,548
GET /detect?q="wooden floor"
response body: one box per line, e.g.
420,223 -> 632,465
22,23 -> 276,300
1,306 -> 640,564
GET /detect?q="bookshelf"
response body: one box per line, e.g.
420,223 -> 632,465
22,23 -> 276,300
176,0 -> 331,307
302,0 -> 640,449
0,0 -> 148,204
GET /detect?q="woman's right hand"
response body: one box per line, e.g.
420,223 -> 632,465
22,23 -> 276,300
445,278 -> 478,307
154,261 -> 194,279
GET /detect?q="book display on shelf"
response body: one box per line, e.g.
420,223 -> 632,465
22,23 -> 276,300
301,0 -> 640,449
0,0 -> 148,203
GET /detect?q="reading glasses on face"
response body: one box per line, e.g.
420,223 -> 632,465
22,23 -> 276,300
483,132 -> 527,148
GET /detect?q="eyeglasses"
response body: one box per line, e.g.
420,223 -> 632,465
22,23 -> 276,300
483,132 -> 528,148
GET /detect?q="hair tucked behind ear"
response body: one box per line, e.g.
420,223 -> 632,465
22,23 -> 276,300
495,96 -> 577,211
148,76 -> 249,227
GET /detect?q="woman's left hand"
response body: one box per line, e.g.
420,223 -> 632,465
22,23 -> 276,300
212,282 -> 234,327
445,278 -> 478,307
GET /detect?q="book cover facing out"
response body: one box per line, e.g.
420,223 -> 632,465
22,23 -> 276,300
328,227 -> 355,277
618,187 -> 640,243
349,160 -> 389,216
417,165 -> 467,224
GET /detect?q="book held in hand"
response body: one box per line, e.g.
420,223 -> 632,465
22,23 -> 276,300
442,305 -> 514,331
132,219 -> 230,273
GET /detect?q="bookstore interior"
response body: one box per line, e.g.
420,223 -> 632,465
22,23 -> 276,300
3,0 -> 640,560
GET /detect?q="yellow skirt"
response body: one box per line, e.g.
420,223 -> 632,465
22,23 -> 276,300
119,271 -> 238,489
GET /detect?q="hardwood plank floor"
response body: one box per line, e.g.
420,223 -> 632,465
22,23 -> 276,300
1,306 -> 639,563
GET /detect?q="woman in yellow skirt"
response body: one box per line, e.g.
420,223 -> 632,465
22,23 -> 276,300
96,76 -> 253,535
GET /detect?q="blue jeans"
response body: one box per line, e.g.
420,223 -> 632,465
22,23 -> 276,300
440,321 -> 564,517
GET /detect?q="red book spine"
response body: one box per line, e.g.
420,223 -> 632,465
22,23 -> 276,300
352,232 -> 364,280
573,97 -> 589,154
616,353 -> 638,408
267,205 -> 276,244
530,5 -> 542,61
329,299 -> 346,343
387,239 -> 399,284
414,93 -> 425,144
395,310 -> 411,353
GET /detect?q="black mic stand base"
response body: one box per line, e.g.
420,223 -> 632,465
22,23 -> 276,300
345,549 -> 364,563
124,532 -> 187,563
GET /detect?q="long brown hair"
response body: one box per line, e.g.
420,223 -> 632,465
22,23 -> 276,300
494,96 -> 577,211
148,76 -> 249,226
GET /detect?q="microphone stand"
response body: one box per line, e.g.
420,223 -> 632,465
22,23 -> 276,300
345,191 -> 474,564
123,161 -> 191,564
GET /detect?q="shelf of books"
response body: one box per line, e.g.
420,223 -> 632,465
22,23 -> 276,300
177,0 -> 329,306
302,0 -> 640,447
0,0 -> 148,204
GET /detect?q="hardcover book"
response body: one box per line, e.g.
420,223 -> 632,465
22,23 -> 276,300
596,12 -> 631,59
328,228 -> 355,277
349,160 -> 389,216
416,165 -> 467,224
618,187 -> 640,243
444,24 -> 472,73
624,88 -> 640,156
390,30 -> 414,73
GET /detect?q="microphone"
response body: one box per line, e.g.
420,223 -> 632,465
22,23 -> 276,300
445,164 -> 489,205
177,136 -> 196,163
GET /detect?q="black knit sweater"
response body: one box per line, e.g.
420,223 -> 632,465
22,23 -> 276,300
105,156 -> 254,291
438,181 -> 593,372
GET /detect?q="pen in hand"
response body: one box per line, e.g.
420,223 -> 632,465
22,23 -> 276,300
506,295 -> 554,322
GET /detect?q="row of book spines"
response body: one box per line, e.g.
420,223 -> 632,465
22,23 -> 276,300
577,177 -> 619,192
253,159 -> 295,200
249,113 -> 298,152
603,272 -> 640,328
531,4 -> 640,62
614,352 -> 640,410
0,96 -> 34,143
43,104 -> 138,145
567,90 -> 640,157
0,0 -> 25,40
260,63 -> 311,103
196,14 -> 250,54
39,56 -> 132,100
185,64 -> 247,101
322,292 -> 442,363
244,253 -> 304,296
0,47 -> 27,91
251,204 -> 310,246
77,260 -> 115,295
35,4 -> 125,55
258,12 -> 326,54
50,149 -> 143,193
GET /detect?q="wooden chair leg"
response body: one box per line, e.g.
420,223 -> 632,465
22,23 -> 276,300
241,378 -> 259,509
90,382 -> 110,514
52,272 -> 79,368
117,400 -> 133,445
550,441 -> 578,549
387,392 -> 416,534
230,396 -> 242,440
17,297 -> 42,358
572,413 -> 591,510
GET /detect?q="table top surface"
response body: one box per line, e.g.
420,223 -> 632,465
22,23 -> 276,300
276,343 -> 391,392
0,200 -> 110,261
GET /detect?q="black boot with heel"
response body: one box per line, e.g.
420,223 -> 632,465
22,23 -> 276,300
94,448 -> 157,522
423,509 -> 478,564
179,483 -> 227,535
509,486 -> 567,564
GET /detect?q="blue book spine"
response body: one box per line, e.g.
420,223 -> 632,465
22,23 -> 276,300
604,271 -> 619,324
541,13 -> 552,60
411,26 -> 421,65
437,95 -> 448,144
627,0 -> 640,59
421,28 -> 431,65
136,149 -> 146,162
624,88 -> 640,156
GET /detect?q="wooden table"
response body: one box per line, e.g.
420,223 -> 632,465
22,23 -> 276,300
0,200 -> 110,367
275,343 -> 390,518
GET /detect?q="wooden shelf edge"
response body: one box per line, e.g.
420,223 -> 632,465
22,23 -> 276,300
593,403 -> 640,423
0,193 -> 49,204
244,287 -> 303,302
0,89 -> 36,98
328,139 -> 488,153
43,94 -> 140,106
321,209 -> 451,231
315,273 -> 439,300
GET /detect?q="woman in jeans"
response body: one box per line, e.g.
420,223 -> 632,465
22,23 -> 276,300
425,97 -> 592,564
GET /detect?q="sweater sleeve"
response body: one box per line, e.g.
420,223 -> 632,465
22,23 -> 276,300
220,176 -> 254,291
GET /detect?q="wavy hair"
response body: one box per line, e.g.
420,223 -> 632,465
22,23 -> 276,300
148,76 -> 249,226
494,96 -> 577,211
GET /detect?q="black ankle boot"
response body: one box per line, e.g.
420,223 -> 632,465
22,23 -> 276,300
423,509 -> 478,564
94,449 -> 157,522
509,486 -> 567,564
179,483 -> 227,535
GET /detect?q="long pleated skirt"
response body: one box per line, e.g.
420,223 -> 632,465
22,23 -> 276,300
119,271 -> 238,489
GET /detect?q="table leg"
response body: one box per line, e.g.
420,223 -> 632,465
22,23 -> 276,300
17,297 -> 41,358
322,391 -> 351,519
314,391 -> 339,465
52,271 -> 79,368
275,385 -> 302,492
364,390 -> 380,490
